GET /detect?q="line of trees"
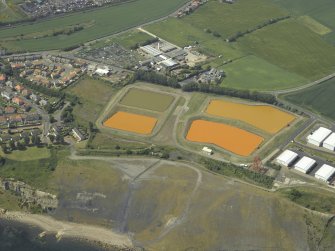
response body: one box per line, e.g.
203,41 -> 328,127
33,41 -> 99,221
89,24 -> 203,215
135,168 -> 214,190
182,82 -> 276,104
202,158 -> 274,189
130,37 -> 159,50
133,70 -> 181,88
227,16 -> 290,42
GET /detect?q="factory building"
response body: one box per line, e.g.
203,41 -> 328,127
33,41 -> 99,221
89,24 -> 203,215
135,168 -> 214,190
315,164 -> 335,183
275,150 -> 298,167
293,156 -> 316,174
323,133 -> 335,151
307,127 -> 332,147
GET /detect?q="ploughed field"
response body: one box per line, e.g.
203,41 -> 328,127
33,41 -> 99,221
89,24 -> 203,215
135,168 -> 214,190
119,88 -> 174,112
206,100 -> 296,134
186,120 -> 263,156
103,111 -> 157,135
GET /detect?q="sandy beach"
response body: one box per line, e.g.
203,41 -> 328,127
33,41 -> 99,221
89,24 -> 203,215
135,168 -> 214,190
0,209 -> 133,249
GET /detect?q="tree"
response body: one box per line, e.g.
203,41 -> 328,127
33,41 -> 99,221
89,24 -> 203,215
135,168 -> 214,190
32,135 -> 41,146
1,144 -> 8,154
48,134 -> 55,143
23,136 -> 30,146
9,140 -> 15,150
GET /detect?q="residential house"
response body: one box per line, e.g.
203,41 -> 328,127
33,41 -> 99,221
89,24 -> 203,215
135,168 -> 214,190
4,106 -> 16,114
1,90 -> 13,100
22,89 -> 32,98
39,99 -> 48,106
72,128 -> 86,142
14,84 -> 25,93
30,94 -> 40,102
12,97 -> 24,106
0,74 -> 6,84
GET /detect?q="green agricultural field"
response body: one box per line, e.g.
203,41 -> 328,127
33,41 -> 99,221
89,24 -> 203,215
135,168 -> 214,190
0,0 -> 25,22
183,0 -> 288,39
237,20 -> 335,80
67,77 -> 118,126
282,78 -> 335,121
297,16 -> 332,35
0,0 -> 189,51
119,88 -> 174,112
220,55 -> 307,91
271,0 -> 335,42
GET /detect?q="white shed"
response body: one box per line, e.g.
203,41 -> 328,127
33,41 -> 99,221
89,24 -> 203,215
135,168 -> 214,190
307,127 -> 332,147
275,150 -> 298,167
202,146 -> 213,155
323,133 -> 335,151
294,156 -> 316,174
315,164 -> 335,182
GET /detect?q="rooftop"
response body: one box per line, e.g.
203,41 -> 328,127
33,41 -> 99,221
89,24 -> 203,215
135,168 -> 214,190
307,127 -> 332,143
315,164 -> 335,181
294,156 -> 316,173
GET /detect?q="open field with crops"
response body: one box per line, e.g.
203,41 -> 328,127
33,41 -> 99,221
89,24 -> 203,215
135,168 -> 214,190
219,55 -> 307,91
0,0 -> 188,51
0,0 -> 25,22
282,78 -> 335,121
186,119 -> 263,156
236,20 -> 335,80
119,88 -> 174,112
103,111 -> 158,135
206,99 -> 296,134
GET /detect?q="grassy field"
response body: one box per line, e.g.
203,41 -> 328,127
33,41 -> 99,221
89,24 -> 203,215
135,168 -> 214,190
0,0 -> 25,22
111,30 -> 153,49
0,0 -> 188,51
297,16 -> 332,35
271,0 -> 335,43
220,55 -> 307,90
237,20 -> 335,80
183,0 -> 288,39
67,77 -> 118,126
282,78 -> 335,121
119,88 -> 174,112
1,147 -> 51,161
278,186 -> 335,214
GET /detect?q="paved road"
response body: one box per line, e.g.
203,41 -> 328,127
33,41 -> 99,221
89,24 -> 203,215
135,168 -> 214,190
268,72 -> 335,95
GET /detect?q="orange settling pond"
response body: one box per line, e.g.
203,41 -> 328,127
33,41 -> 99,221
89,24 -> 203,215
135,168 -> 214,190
206,100 -> 296,134
186,120 -> 263,156
104,111 -> 157,135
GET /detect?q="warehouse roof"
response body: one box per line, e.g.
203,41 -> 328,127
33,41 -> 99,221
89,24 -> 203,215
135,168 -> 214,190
294,156 -> 316,173
276,150 -> 298,166
323,133 -> 335,147
307,127 -> 332,143
140,45 -> 161,57
315,164 -> 335,181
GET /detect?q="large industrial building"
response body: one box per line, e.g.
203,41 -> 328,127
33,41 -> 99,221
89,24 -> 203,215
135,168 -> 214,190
275,150 -> 298,167
293,156 -> 316,174
323,133 -> 335,151
307,127 -> 332,147
315,164 -> 335,183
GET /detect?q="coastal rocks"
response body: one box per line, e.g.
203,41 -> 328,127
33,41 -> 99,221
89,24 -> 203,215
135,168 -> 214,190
0,177 -> 58,212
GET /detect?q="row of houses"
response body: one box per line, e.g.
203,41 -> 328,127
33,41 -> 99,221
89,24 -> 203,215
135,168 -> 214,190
0,128 -> 42,143
276,150 -> 335,183
0,113 -> 41,128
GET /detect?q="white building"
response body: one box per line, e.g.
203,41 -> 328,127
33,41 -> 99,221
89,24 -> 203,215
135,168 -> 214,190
275,150 -> 298,167
323,133 -> 335,151
95,68 -> 110,76
202,146 -> 213,155
307,127 -> 332,147
294,156 -> 316,174
315,164 -> 335,182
